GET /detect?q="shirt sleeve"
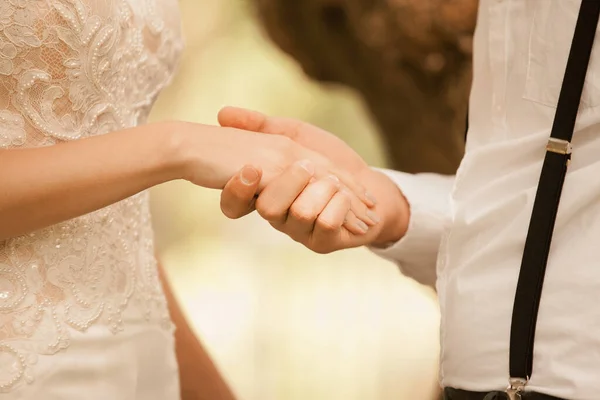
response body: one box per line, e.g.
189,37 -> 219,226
369,169 -> 455,288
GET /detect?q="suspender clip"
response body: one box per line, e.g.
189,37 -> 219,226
546,138 -> 572,155
505,377 -> 527,400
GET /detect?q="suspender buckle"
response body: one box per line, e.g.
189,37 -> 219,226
546,138 -> 572,155
505,377 -> 527,400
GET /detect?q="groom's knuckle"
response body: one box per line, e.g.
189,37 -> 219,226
257,206 -> 279,221
290,204 -> 314,223
316,218 -> 338,233
323,179 -> 341,195
256,201 -> 283,221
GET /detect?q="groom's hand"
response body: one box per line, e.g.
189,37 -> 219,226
220,165 -> 262,220
218,107 -> 410,252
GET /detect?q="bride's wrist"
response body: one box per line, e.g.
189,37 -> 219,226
163,121 -> 231,188
152,120 -> 195,183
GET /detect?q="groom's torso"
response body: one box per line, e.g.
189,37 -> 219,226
439,1 -> 600,398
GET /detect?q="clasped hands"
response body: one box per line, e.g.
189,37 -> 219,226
214,107 -> 409,253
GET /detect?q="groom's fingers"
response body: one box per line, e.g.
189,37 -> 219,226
219,107 -> 327,145
220,166 -> 262,219
284,174 -> 342,237
218,107 -> 346,153
218,106 -> 306,142
218,106 -> 267,132
255,160 -> 315,225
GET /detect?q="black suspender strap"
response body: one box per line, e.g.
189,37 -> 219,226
507,1 -> 600,397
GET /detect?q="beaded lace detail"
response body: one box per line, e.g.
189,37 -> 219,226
0,0 -> 183,392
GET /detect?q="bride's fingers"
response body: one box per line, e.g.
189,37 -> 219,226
220,165 -> 262,219
342,210 -> 371,235
328,166 -> 377,208
319,188 -> 370,235
339,186 -> 380,228
310,162 -> 375,212
311,194 -> 370,252
310,184 -> 370,235
313,192 -> 370,237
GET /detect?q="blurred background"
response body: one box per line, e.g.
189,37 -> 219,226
149,0 -> 476,399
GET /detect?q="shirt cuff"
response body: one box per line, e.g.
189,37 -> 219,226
368,169 -> 453,287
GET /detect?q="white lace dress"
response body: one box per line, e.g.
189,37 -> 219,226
0,0 -> 184,398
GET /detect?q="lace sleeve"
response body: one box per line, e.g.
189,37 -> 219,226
0,0 -> 183,149
1,0 -> 84,148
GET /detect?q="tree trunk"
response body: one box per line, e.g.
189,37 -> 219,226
249,0 -> 478,174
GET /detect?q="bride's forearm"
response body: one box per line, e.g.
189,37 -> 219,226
0,122 -> 187,241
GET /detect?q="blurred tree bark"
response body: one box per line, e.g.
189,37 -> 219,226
249,0 -> 478,174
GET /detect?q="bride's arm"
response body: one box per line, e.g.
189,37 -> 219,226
158,262 -> 237,400
0,119 -> 370,241
0,122 -> 183,240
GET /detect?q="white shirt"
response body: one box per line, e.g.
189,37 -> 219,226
373,1 -> 600,399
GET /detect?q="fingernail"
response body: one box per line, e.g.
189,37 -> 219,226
298,159 -> 315,175
240,166 -> 259,185
366,210 -> 381,224
353,220 -> 369,233
327,174 -> 341,188
365,191 -> 377,205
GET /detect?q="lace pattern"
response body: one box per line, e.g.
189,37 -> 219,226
0,0 -> 184,392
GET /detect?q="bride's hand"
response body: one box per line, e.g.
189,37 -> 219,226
173,121 -> 377,229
